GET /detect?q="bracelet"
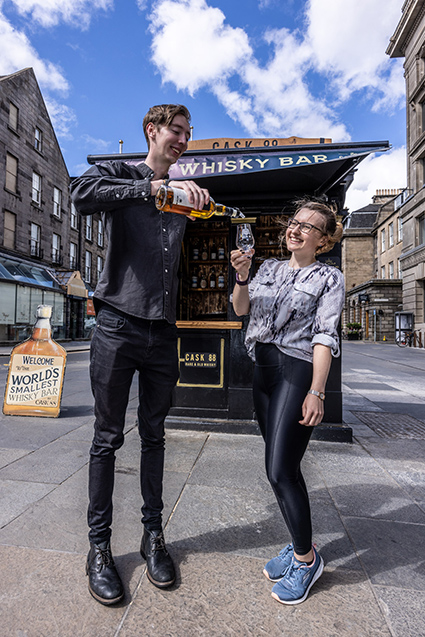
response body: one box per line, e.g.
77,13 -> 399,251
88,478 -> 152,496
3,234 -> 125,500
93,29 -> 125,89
236,272 -> 251,286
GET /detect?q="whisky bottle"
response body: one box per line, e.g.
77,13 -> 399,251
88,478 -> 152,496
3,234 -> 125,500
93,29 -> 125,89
200,268 -> 207,289
155,184 -> 245,219
218,238 -> 226,260
192,237 -> 199,260
3,305 -> 67,418
209,266 -> 216,289
218,268 -> 225,289
210,240 -> 217,260
191,266 -> 199,288
201,239 -> 208,261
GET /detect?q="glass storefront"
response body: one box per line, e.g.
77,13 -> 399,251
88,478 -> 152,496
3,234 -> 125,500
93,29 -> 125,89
0,256 -> 66,342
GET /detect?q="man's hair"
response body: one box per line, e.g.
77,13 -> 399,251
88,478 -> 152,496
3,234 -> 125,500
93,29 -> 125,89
143,104 -> 191,148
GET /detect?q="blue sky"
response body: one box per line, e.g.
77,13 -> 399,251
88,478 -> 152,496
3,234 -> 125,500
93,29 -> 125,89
0,0 -> 407,211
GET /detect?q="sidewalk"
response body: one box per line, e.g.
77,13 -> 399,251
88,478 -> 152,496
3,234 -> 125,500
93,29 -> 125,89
1,345 -> 425,636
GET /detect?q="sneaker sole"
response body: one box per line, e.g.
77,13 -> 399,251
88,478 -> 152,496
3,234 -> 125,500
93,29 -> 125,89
271,556 -> 324,605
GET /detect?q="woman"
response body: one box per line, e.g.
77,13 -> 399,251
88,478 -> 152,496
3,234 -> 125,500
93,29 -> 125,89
231,199 -> 345,605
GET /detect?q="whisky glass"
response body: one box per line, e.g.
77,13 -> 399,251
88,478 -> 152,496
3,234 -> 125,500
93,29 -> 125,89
236,223 -> 255,253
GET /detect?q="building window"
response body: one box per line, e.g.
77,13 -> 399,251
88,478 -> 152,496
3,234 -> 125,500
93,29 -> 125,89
97,255 -> 103,280
4,211 -> 16,249
97,218 -> 104,247
398,258 -> 402,278
32,171 -> 42,205
70,203 -> 78,230
381,228 -> 386,252
35,127 -> 42,152
389,261 -> 394,279
53,187 -> 62,218
85,250 -> 92,283
70,242 -> 77,269
9,102 -> 18,131
381,265 -> 386,279
398,216 -> 403,242
419,215 -> 425,246
30,223 -> 41,257
6,153 -> 18,193
52,233 -> 61,264
86,216 -> 92,241
388,222 -> 394,247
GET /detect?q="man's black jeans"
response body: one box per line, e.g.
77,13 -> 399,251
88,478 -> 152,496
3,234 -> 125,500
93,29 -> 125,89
87,305 -> 179,543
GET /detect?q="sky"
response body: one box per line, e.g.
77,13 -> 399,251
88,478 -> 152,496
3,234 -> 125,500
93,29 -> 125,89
0,0 -> 408,212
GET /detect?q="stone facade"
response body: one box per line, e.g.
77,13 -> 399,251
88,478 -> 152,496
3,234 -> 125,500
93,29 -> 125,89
387,1 -> 425,332
0,68 -> 106,340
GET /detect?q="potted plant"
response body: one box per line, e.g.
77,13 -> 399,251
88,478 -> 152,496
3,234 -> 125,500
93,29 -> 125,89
345,322 -> 362,340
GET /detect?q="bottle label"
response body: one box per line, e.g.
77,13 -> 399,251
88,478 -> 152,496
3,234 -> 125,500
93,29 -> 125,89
4,354 -> 65,410
191,276 -> 198,288
218,248 -> 225,259
200,279 -> 207,289
210,280 -> 216,288
173,189 -> 191,209
193,248 -> 199,260
218,276 -> 225,288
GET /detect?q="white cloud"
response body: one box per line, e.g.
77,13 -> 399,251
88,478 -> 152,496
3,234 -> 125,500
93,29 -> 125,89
148,0 -> 404,140
0,10 -> 68,92
81,134 -> 111,151
149,0 -> 252,95
306,0 -> 405,111
7,0 -> 113,29
344,146 -> 407,212
44,97 -> 77,138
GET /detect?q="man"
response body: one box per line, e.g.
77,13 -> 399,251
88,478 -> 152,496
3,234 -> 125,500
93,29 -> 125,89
71,104 -> 209,605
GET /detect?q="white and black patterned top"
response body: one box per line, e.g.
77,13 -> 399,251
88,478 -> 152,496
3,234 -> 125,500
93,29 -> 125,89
245,259 -> 345,363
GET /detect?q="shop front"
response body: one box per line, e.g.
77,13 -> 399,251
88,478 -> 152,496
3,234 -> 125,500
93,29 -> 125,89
88,137 -> 389,439
0,253 -> 66,343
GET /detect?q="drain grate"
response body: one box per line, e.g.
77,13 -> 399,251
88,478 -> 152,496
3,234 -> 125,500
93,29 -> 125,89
352,411 -> 425,439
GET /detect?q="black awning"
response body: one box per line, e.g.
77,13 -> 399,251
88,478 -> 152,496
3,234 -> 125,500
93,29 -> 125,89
87,140 -> 389,211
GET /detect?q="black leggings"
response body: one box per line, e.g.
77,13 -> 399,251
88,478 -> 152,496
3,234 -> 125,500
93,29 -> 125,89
253,343 -> 314,555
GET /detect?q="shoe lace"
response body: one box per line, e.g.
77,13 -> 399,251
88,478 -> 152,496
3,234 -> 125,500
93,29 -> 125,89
282,559 -> 307,587
151,532 -> 168,554
96,546 -> 115,567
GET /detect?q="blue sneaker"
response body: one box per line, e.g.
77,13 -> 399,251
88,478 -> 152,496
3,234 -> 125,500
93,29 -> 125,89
263,543 -> 293,581
271,546 -> 324,605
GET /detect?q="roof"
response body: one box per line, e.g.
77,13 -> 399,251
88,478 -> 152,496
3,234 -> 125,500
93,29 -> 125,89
343,204 -> 380,229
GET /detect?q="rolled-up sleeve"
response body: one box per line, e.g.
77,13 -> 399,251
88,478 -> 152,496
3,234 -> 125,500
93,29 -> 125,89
311,268 -> 345,357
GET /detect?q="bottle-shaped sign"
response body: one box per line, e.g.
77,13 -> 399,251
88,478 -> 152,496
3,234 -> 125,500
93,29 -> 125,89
155,184 -> 245,219
3,305 -> 67,418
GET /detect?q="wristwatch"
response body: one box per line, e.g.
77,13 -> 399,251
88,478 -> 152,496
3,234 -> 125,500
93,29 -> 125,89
308,389 -> 325,401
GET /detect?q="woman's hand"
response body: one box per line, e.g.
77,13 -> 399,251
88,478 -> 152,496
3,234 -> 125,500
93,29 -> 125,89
299,393 -> 324,427
230,248 -> 255,282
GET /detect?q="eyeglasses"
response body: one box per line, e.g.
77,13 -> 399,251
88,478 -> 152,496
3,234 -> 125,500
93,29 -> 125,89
287,218 -> 325,235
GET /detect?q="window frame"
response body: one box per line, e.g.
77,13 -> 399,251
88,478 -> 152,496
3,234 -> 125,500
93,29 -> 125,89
53,187 -> 62,218
6,153 -> 18,193
85,250 -> 92,283
32,171 -> 42,206
9,102 -> 18,132
30,222 -> 41,257
34,127 -> 42,152
85,215 -> 92,241
4,211 -> 16,249
70,203 -> 78,230
381,228 -> 386,252
70,242 -> 77,269
52,233 -> 61,263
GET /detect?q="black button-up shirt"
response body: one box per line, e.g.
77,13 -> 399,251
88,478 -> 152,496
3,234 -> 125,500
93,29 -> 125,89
70,160 -> 187,323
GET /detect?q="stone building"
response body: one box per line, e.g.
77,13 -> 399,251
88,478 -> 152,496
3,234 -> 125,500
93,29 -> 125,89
342,190 -> 404,341
0,67 -> 106,342
387,0 -> 425,332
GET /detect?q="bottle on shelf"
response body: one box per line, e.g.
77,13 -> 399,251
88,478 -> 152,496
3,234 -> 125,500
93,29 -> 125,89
210,240 -> 217,260
209,266 -> 216,289
201,239 -> 209,261
200,268 -> 207,289
191,266 -> 199,288
192,237 -> 199,260
155,184 -> 245,219
218,238 -> 226,260
218,267 -> 225,289
3,305 -> 67,418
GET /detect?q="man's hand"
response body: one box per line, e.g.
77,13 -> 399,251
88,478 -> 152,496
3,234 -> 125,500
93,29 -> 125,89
150,179 -> 209,213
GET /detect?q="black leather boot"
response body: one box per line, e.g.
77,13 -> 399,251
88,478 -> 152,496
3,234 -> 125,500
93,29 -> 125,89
140,529 -> 176,588
86,540 -> 124,605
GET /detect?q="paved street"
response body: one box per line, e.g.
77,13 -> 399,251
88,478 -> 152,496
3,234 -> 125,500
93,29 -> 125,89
0,341 -> 424,636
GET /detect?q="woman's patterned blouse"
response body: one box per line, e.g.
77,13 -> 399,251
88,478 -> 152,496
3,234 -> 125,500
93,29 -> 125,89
245,259 -> 345,363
